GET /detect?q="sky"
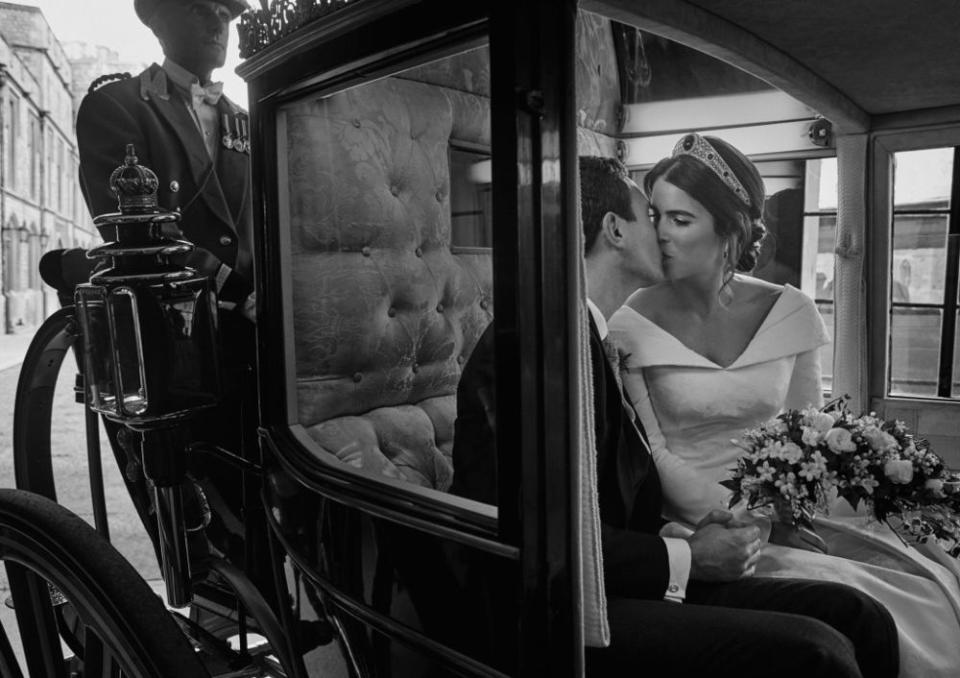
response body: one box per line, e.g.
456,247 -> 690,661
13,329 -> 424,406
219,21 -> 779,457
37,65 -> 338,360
16,0 -> 248,107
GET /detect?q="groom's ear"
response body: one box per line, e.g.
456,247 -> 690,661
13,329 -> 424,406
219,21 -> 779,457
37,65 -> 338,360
600,211 -> 624,248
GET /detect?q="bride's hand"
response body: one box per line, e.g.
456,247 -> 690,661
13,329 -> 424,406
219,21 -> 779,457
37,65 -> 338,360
720,505 -> 772,544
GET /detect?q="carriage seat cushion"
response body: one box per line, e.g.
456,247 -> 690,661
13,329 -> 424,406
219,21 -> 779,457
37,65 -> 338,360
286,63 -> 493,492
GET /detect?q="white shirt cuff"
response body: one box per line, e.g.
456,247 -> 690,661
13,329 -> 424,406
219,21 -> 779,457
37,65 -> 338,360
661,531 -> 692,603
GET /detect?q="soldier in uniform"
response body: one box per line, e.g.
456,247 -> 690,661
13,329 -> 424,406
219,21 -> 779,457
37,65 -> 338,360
75,0 -> 261,590
77,0 -> 253,321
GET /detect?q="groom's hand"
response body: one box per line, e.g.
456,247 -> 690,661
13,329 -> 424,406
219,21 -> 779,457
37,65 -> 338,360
687,522 -> 762,582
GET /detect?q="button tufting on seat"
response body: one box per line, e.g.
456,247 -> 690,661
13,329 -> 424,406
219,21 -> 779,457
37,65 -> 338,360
436,303 -> 444,313
388,307 -> 397,317
352,372 -> 363,383
362,246 -> 371,257
415,247 -> 423,257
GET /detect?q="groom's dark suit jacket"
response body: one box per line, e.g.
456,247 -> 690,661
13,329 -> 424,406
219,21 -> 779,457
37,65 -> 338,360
451,318 -> 673,600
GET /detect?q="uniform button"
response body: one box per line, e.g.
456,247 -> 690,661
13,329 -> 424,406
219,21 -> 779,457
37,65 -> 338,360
668,584 -> 679,593
361,246 -> 371,257
169,180 -> 180,193
352,119 -> 361,128
390,185 -> 399,197
479,299 -> 488,310
457,355 -> 465,365
414,247 -> 423,257
436,303 -> 444,313
352,372 -> 362,383
435,191 -> 443,202
219,235 -> 232,246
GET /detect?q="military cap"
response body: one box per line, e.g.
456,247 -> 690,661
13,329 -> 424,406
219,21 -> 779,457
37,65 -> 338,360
135,0 -> 250,26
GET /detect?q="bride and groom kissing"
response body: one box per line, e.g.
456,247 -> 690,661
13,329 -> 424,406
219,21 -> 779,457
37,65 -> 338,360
452,138 -> 912,677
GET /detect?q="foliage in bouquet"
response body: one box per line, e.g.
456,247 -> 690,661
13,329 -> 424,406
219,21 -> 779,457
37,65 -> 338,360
721,397 -> 960,555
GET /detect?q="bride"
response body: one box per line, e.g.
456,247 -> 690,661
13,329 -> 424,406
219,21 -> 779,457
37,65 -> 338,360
609,133 -> 960,677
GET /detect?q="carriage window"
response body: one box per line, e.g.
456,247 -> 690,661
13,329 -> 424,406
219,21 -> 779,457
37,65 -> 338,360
449,143 -> 492,248
805,157 -> 837,393
889,147 -> 955,398
277,46 -> 496,508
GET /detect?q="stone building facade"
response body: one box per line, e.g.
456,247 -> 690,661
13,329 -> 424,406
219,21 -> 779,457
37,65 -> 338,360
0,2 -> 96,334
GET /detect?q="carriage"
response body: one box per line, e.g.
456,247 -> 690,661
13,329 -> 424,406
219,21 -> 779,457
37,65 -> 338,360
3,0 -> 960,675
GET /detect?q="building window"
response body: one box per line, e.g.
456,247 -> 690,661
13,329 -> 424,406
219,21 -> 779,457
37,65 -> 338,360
29,114 -> 40,200
7,95 -> 18,191
887,147 -> 956,398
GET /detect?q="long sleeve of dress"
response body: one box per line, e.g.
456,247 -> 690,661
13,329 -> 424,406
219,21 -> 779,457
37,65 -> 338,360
785,348 -> 825,410
621,366 -> 732,527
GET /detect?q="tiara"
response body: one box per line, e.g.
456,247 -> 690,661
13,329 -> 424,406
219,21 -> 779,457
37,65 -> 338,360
672,133 -> 751,207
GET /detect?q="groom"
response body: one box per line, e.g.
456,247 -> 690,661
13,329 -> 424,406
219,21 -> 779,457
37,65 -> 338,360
451,156 -> 898,677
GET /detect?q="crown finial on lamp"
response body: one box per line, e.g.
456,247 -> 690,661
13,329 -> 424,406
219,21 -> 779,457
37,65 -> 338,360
108,143 -> 160,215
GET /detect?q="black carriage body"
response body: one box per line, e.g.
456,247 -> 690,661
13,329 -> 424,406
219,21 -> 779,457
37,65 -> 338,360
239,0 -> 583,675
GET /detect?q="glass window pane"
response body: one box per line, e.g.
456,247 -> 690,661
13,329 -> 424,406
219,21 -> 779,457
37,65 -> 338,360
889,307 -> 942,397
952,312 -> 960,398
280,45 -> 495,508
893,148 -> 953,209
808,214 -> 836,302
805,212 -> 835,396
816,301 -> 834,393
804,158 -> 837,211
890,214 -> 948,305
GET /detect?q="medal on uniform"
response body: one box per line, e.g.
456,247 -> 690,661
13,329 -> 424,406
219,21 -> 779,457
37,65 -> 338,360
222,113 -> 235,150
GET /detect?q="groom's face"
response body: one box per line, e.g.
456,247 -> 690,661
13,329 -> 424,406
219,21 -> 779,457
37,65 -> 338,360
618,183 -> 665,287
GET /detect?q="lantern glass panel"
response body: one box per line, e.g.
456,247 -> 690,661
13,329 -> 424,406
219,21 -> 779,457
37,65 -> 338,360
76,286 -> 117,414
109,287 -> 149,416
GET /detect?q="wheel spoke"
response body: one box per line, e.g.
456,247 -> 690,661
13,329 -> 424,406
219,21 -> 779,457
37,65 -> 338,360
6,562 -> 69,678
82,625 -> 122,678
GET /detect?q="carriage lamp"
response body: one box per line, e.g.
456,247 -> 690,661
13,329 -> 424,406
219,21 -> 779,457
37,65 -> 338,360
74,144 -> 221,607
75,144 -> 220,425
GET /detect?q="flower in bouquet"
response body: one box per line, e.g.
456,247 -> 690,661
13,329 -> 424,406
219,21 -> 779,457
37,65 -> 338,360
722,396 -> 960,560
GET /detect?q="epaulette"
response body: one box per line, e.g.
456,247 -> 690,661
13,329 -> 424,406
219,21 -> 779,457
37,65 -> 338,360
88,72 -> 131,95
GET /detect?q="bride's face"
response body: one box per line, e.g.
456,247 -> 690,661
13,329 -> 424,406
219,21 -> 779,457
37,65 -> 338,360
648,179 -> 725,282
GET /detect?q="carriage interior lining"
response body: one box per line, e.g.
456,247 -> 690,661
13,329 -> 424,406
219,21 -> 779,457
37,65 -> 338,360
287,13 -> 621,490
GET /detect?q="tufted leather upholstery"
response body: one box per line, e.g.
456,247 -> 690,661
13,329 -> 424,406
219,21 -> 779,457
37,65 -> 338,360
286,50 -> 493,491
287,18 -> 622,493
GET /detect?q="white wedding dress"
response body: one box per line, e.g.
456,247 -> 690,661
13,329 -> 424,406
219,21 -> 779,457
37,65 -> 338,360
609,284 -> 960,678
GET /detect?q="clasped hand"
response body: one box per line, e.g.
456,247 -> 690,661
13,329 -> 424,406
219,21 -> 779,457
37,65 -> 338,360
688,509 -> 762,582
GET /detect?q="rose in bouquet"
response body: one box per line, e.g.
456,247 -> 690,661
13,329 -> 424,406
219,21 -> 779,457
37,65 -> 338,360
722,396 -> 960,558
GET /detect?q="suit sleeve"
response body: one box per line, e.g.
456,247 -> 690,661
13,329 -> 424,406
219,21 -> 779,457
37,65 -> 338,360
76,88 -> 150,219
450,324 -> 498,505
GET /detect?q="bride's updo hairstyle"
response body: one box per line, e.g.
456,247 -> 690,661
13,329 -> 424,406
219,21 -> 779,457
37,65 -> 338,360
643,134 -> 767,278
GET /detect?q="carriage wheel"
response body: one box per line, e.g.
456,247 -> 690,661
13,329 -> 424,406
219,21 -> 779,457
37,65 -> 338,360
0,488 -> 209,677
12,308 -> 300,676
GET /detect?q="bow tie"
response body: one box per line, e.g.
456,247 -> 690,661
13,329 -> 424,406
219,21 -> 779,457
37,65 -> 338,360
189,81 -> 223,109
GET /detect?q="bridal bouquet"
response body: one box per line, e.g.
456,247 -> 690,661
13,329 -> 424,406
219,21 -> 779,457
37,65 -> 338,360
721,397 -> 960,558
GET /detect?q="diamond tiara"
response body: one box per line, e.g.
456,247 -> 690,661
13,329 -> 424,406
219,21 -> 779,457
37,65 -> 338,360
672,133 -> 751,207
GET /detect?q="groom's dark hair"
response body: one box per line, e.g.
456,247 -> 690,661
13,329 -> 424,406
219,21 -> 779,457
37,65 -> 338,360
579,156 -> 636,255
